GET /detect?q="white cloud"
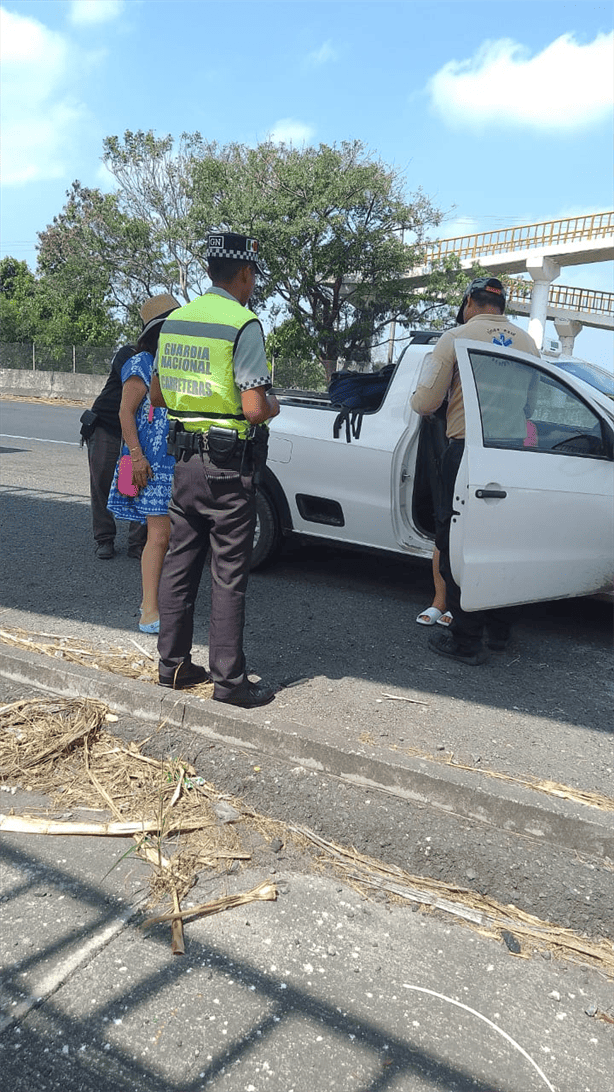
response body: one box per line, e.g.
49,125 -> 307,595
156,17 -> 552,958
427,32 -> 614,131
0,7 -> 90,185
69,0 -> 124,26
306,39 -> 337,67
267,118 -> 315,145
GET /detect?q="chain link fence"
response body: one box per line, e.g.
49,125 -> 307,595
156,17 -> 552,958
1,344 -> 358,390
1,344 -> 117,375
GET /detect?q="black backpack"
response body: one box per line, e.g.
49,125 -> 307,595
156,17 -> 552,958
328,363 -> 394,442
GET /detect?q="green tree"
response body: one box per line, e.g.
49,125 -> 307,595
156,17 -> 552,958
37,180 -> 159,335
189,139 -> 447,376
0,248 -> 121,364
266,318 -> 326,390
0,257 -> 38,342
36,132 -> 495,373
102,130 -> 209,303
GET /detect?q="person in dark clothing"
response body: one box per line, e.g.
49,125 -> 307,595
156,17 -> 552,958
83,344 -> 146,559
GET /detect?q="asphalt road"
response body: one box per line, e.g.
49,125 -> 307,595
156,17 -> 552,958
1,398 -> 613,942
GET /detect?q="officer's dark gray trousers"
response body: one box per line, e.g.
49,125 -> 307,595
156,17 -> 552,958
87,426 -> 146,548
157,450 -> 256,698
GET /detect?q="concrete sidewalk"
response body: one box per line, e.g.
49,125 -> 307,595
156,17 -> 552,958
1,782 -> 612,1092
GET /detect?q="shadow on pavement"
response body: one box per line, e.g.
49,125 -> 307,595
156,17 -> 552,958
0,487 -> 612,739
1,836 -> 518,1092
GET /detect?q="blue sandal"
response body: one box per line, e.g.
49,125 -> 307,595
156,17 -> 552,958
139,619 -> 160,634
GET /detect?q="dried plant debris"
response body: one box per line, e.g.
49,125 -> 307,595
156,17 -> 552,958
0,625 -> 213,696
3,624 -> 613,813
0,394 -> 89,407
0,697 -> 266,914
142,881 -> 277,930
288,824 -> 614,978
2,695 -> 614,975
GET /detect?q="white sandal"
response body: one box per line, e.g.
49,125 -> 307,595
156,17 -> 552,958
416,606 -> 443,626
436,611 -> 453,627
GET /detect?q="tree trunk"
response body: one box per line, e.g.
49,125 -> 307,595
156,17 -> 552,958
321,359 -> 337,382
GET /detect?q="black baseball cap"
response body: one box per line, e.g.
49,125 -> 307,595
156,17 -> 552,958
456,277 -> 506,324
206,232 -> 266,275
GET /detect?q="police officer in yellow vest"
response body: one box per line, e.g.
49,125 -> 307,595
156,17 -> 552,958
150,232 -> 280,706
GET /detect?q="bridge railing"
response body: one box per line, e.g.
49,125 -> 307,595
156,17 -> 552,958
508,282 -> 614,316
425,212 -> 614,264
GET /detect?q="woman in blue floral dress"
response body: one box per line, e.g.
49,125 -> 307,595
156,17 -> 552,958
107,294 -> 179,633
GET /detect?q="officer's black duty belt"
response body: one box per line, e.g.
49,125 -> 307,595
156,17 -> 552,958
167,421 -> 250,463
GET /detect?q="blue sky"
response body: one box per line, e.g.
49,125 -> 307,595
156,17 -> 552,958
1,0 -> 612,365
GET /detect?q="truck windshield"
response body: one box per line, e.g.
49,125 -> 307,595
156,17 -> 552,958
554,359 -> 614,399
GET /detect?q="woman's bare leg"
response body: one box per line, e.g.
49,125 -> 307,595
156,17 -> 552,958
416,547 -> 448,624
431,547 -> 446,613
140,515 -> 170,624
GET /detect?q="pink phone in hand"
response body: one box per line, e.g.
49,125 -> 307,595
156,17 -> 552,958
117,455 -> 138,497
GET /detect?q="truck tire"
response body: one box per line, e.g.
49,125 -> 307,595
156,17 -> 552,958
250,488 -> 280,570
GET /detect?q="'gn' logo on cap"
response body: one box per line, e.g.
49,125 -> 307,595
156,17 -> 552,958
209,236 -> 223,248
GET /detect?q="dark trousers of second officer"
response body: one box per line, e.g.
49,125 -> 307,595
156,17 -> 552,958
436,440 -> 512,652
157,447 -> 256,698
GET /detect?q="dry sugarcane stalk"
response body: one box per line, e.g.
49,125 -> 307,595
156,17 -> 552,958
0,629 -> 49,650
381,693 -> 429,705
166,767 -> 187,953
96,748 -> 161,768
142,880 -> 277,928
170,888 -> 185,955
0,815 -> 171,837
169,767 -> 185,809
129,637 -> 155,660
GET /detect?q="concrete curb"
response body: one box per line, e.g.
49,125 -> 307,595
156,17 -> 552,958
2,643 -> 613,862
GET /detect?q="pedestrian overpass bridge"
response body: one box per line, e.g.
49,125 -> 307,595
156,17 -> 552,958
411,211 -> 614,352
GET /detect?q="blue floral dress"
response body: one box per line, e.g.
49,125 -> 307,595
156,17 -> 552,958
107,352 -> 175,523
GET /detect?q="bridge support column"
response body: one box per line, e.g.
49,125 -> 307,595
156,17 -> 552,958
553,319 -> 583,356
526,256 -> 561,350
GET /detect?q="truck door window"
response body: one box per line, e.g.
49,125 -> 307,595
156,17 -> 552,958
467,349 -> 608,459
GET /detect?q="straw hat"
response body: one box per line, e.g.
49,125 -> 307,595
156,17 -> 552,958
139,293 -> 180,337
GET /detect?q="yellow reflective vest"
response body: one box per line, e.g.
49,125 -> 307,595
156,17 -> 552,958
157,291 -> 261,438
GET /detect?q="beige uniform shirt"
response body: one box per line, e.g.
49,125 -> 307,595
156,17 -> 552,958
410,313 -> 540,440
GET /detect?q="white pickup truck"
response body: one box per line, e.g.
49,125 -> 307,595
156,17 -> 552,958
254,332 -> 614,611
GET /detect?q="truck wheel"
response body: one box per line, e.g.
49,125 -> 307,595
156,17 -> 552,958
251,489 -> 280,570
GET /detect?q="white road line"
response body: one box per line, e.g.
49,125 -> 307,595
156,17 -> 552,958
0,434 -> 80,446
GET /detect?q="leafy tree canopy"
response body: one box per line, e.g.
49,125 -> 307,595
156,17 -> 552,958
187,138 -> 448,368
0,247 -> 121,348
0,257 -> 38,343
34,131 -> 496,364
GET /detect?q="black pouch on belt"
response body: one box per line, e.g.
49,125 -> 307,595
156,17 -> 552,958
79,409 -> 98,445
206,426 -> 240,466
248,424 -> 269,484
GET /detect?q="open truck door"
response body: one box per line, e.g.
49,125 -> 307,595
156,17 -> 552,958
449,341 -> 614,611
